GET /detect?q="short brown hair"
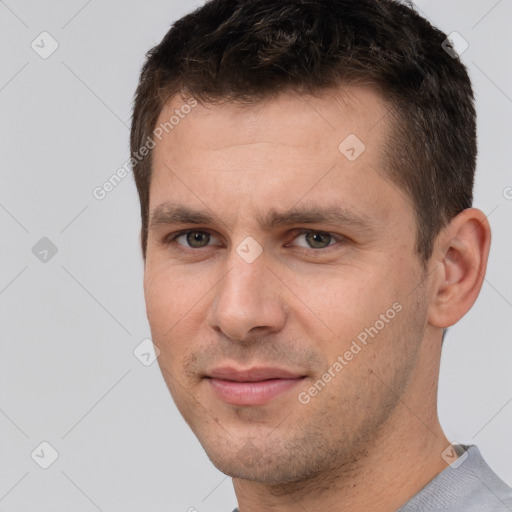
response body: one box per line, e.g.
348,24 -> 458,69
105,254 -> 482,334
131,0 -> 476,261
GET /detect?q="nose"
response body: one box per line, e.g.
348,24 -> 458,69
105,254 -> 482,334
206,245 -> 287,342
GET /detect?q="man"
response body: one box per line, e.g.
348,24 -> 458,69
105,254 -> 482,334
130,0 -> 512,510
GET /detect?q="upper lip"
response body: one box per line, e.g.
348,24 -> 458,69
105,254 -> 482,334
207,366 -> 305,382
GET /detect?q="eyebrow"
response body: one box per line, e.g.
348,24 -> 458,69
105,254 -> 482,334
148,203 -> 377,232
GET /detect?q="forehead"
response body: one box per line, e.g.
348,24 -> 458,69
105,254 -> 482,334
154,85 -> 390,158
148,85 -> 409,232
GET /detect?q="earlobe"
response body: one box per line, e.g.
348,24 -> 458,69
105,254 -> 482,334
428,208 -> 491,328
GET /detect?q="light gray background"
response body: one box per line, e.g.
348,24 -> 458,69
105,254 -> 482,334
0,1 -> 511,511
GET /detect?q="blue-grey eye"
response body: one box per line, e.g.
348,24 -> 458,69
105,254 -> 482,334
306,232 -> 332,248
188,231 -> 210,248
174,231 -> 212,248
294,231 -> 334,249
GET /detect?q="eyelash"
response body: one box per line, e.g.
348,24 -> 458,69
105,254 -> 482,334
163,229 -> 346,252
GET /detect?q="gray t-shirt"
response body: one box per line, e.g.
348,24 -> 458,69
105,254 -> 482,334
231,444 -> 512,511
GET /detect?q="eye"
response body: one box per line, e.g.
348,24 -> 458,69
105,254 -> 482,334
164,229 -> 345,252
290,230 -> 343,249
168,230 -> 221,249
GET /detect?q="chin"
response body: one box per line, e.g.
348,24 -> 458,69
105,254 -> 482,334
201,438 -> 329,485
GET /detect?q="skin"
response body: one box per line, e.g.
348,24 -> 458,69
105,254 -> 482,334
143,86 -> 491,512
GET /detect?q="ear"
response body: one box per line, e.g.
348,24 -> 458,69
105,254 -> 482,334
428,208 -> 491,328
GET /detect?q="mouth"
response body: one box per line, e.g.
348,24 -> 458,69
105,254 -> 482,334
205,366 -> 307,406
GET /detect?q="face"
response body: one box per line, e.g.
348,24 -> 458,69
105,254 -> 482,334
144,87 -> 430,483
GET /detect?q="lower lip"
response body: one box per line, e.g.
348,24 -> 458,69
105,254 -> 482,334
207,377 -> 305,406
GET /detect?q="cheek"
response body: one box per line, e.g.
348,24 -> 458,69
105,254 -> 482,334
144,267 -> 209,368
288,266 -> 402,347
144,268 -> 186,336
